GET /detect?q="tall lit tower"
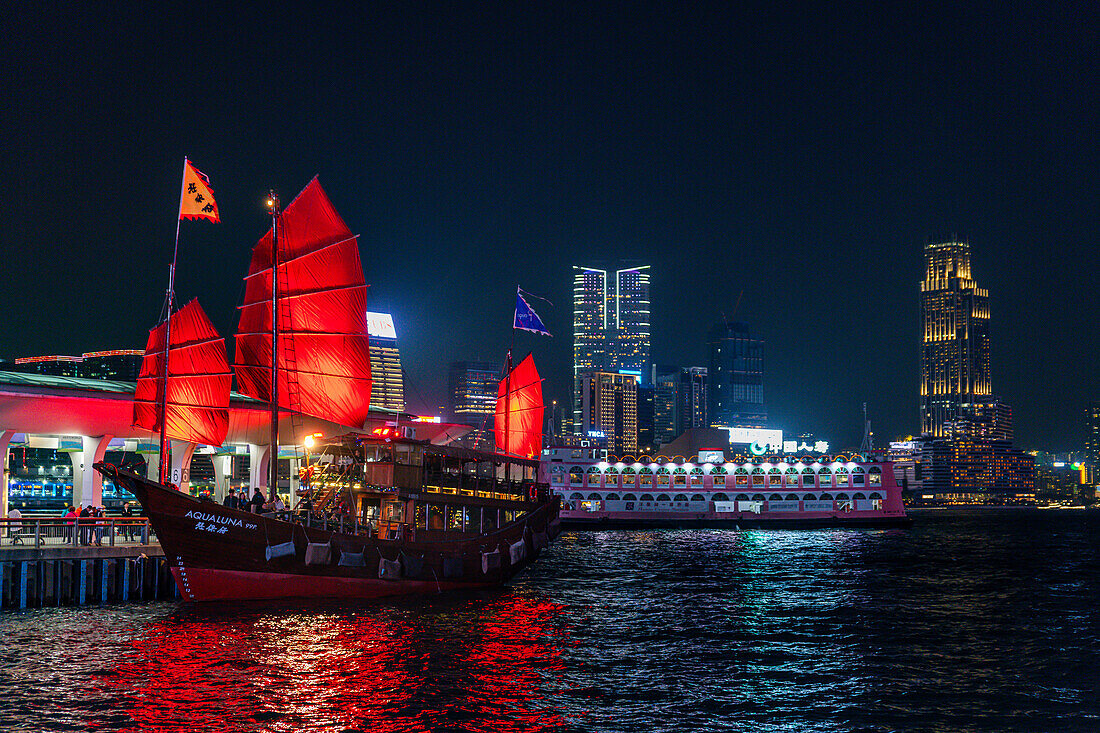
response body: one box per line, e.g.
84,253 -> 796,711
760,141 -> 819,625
919,239 -> 991,436
572,264 -> 650,431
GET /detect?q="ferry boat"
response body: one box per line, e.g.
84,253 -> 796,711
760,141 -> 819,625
95,169 -> 558,601
546,447 -> 910,529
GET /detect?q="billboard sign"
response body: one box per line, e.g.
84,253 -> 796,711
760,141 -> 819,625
365,312 -> 397,340
727,428 -> 783,447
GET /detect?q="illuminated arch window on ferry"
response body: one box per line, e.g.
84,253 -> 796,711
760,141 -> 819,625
639,467 -> 653,486
734,467 -> 749,487
801,467 -> 815,486
656,467 -> 671,486
751,467 -> 765,486
688,467 -> 704,486
818,467 -> 833,487
606,493 -> 620,501
569,467 -> 584,484
766,467 -> 781,484
656,493 -> 671,502
820,493 -> 833,500
691,494 -> 706,502
784,467 -> 798,485
835,467 -> 849,486
672,467 -> 687,486
709,466 -> 727,487
550,465 -> 566,484
803,493 -> 817,500
752,494 -> 766,501
586,466 -> 602,485
640,494 -> 654,502
869,492 -> 882,500
734,493 -> 749,501
868,466 -> 883,485
622,493 -> 637,501
621,467 -> 637,488
713,493 -> 730,502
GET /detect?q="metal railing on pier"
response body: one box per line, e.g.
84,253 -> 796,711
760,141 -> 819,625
0,518 -> 155,550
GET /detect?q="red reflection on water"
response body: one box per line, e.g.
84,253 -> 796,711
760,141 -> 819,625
92,593 -> 569,733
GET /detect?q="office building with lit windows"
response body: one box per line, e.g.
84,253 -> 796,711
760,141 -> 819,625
448,360 -> 500,427
572,264 -> 650,430
365,312 -> 405,413
652,364 -> 707,445
1086,401 -> 1100,485
580,370 -> 638,456
10,350 -> 144,380
920,239 -> 991,437
707,322 -> 766,429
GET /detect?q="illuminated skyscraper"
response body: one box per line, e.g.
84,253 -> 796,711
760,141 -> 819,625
707,322 -> 766,429
920,239 -> 991,436
1086,401 -> 1100,484
365,312 -> 405,413
572,264 -> 650,430
580,370 -> 638,456
448,361 -> 499,426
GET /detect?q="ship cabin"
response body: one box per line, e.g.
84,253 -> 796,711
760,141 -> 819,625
305,433 -> 550,542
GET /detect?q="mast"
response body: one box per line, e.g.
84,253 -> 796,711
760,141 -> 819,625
268,190 -> 281,501
158,157 -> 188,484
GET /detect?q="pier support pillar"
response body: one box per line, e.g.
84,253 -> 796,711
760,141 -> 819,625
169,440 -> 197,492
212,455 -> 233,501
0,429 -> 15,519
248,444 -> 271,494
71,435 -> 114,509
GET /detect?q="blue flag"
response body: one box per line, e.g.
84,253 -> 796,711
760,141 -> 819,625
514,289 -> 552,336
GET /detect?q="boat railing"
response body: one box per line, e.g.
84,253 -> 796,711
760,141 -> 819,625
0,517 -> 155,550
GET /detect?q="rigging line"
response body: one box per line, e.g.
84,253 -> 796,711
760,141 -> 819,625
518,287 -> 554,306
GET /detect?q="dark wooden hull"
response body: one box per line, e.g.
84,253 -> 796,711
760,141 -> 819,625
95,464 -> 560,602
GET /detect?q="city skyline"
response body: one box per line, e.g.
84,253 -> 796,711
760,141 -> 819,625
1,5 -> 1095,451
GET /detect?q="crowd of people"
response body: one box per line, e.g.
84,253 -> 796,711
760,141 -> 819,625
58,502 -> 143,545
220,488 -> 286,515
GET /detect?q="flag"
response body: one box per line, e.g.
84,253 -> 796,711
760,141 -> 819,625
514,287 -> 551,336
179,159 -> 220,223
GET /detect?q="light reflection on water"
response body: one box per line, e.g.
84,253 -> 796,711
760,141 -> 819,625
1,510 -> 1099,732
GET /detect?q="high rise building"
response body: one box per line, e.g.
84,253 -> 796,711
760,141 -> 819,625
365,312 -> 405,413
652,365 -> 679,446
636,383 -> 656,453
580,370 -> 638,456
920,239 -> 991,436
448,361 -> 500,426
707,322 -> 766,429
944,396 -> 1013,441
1086,401 -> 1100,484
652,364 -> 708,445
572,264 -> 650,430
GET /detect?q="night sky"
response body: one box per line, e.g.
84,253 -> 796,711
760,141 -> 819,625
2,4 -> 1096,450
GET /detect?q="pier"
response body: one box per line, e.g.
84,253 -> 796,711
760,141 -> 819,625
0,517 -> 177,609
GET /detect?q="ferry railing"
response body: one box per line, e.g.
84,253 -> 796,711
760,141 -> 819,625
0,517 -> 154,550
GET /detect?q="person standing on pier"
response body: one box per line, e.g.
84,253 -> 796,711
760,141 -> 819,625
121,502 -> 134,541
78,505 -> 91,545
63,506 -> 77,544
223,489 -> 238,510
6,507 -> 21,543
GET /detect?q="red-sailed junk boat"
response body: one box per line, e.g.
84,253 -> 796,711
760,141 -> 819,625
96,176 -> 559,602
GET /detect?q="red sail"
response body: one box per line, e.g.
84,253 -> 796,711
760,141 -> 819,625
494,353 -> 544,459
133,298 -> 231,446
234,178 -> 373,428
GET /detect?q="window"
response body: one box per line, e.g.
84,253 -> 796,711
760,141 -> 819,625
568,493 -> 584,500
691,494 -> 706,502
836,493 -> 850,501
734,494 -> 750,501
819,493 -> 833,500
869,466 -> 882,485
868,492 -> 883,500
803,493 -> 817,500
713,493 -> 730,501
606,493 -> 620,501
640,494 -> 654,502
656,493 -> 671,502
768,493 -> 783,501
587,493 -> 602,500
785,493 -> 799,501
569,467 -> 584,484
622,493 -> 637,501
673,494 -> 688,502
751,494 -> 766,501
853,492 -> 866,500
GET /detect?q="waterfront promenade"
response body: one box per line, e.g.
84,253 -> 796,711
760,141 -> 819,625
0,518 -> 173,609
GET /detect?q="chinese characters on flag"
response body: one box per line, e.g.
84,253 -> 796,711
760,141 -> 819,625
179,159 -> 220,223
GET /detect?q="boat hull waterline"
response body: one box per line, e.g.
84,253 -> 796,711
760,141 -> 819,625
96,464 -> 559,603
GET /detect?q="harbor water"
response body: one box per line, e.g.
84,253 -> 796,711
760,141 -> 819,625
1,508 -> 1098,732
